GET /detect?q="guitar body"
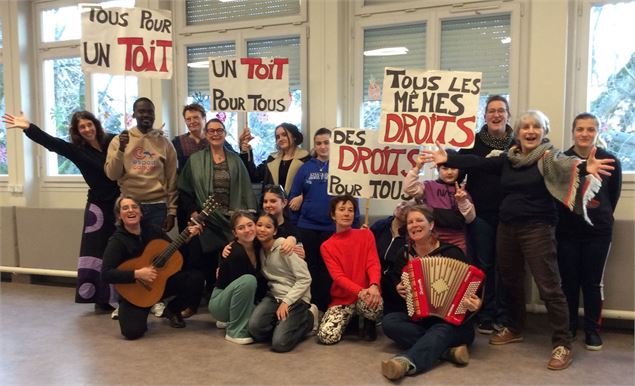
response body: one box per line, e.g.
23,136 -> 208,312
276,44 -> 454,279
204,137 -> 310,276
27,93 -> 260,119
115,239 -> 183,308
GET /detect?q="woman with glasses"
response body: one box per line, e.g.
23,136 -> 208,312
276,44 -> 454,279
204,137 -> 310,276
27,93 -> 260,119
177,118 -> 257,307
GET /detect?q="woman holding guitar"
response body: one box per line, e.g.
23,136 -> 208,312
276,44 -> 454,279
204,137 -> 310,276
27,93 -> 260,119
101,196 -> 205,340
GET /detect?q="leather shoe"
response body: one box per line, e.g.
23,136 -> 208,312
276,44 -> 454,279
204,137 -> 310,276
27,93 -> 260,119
165,309 -> 186,328
547,345 -> 572,370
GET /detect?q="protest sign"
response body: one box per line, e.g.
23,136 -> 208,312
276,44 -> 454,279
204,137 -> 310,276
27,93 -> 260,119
81,5 -> 173,79
329,128 -> 419,200
208,57 -> 290,112
378,68 -> 481,148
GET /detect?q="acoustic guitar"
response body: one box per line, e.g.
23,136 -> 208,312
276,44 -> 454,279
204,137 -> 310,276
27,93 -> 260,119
115,196 -> 218,308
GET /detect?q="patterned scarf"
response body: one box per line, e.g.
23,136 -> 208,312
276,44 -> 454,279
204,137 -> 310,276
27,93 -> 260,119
478,124 -> 513,150
506,140 -> 601,225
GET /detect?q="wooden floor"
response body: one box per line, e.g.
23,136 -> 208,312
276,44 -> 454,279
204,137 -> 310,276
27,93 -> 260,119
0,278 -> 633,385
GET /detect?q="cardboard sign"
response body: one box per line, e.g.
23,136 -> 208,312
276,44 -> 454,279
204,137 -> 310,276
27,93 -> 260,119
378,68 -> 482,148
81,5 -> 173,79
329,128 -> 418,200
208,57 -> 290,112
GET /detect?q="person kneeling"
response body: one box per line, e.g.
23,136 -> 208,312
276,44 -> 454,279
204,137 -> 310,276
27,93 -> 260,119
248,214 -> 318,352
102,196 -> 205,340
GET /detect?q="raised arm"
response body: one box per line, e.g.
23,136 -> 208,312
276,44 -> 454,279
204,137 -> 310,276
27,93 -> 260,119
3,112 -> 76,159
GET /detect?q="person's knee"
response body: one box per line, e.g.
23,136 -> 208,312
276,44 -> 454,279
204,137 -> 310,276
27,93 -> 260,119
238,274 -> 257,291
317,326 -> 341,345
271,337 -> 295,353
121,326 -> 146,340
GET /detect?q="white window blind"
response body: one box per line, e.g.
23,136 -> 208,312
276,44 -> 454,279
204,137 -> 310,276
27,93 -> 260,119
362,23 -> 426,128
247,37 -> 301,90
440,14 -> 511,96
185,0 -> 301,26
186,42 -> 236,96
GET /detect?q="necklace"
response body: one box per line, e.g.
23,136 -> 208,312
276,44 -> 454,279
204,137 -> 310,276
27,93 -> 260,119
319,160 -> 328,172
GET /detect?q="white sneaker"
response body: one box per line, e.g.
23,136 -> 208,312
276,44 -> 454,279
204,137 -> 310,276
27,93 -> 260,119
110,306 -> 119,320
151,302 -> 165,318
225,334 -> 253,345
216,321 -> 229,329
308,304 -> 320,335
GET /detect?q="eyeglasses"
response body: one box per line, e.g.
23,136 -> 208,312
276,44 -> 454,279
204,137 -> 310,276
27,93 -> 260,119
486,108 -> 507,115
205,128 -> 225,135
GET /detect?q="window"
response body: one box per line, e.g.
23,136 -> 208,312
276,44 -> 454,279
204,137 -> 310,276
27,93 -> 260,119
440,14 -> 511,128
584,1 -> 635,172
184,0 -> 301,28
356,5 -> 517,133
361,24 -> 426,129
247,36 -> 301,164
185,42 -> 238,148
36,2 -> 138,177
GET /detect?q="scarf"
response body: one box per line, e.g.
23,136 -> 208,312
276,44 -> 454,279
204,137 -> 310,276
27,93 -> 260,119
478,124 -> 513,150
507,140 -> 601,225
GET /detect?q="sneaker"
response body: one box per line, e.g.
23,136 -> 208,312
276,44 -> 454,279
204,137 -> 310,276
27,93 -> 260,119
585,331 -> 603,351
216,321 -> 229,329
110,306 -> 119,320
447,344 -> 470,365
308,304 -> 320,335
381,357 -> 410,381
547,345 -> 572,370
150,302 -> 165,318
225,334 -> 254,345
489,327 -> 524,345
477,320 -> 496,335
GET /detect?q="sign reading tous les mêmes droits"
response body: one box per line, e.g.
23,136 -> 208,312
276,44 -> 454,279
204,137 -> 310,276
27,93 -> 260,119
379,68 -> 482,149
80,5 -> 173,79
329,128 -> 419,200
208,57 -> 290,112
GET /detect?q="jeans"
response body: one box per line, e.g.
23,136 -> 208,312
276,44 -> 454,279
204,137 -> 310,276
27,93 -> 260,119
140,202 -> 167,230
209,274 -> 257,339
497,222 -> 571,348
557,236 -> 612,334
248,295 -> 313,352
466,217 -> 507,325
382,312 -> 474,374
298,227 -> 333,312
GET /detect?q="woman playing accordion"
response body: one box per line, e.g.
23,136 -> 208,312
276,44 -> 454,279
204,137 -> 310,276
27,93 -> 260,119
381,204 -> 482,381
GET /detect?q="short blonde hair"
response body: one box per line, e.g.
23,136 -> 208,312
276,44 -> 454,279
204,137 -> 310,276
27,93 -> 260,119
513,110 -> 550,140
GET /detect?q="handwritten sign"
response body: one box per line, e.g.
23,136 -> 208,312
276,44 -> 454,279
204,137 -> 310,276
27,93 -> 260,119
329,128 -> 418,200
208,57 -> 290,112
80,5 -> 173,79
378,68 -> 481,148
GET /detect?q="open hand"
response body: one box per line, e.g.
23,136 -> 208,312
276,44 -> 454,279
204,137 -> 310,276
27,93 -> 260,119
421,140 -> 448,166
586,146 -> 615,180
2,112 -> 30,130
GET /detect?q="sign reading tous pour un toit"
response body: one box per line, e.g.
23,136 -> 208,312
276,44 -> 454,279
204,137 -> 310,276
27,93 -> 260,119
329,128 -> 419,200
378,68 -> 482,149
208,57 -> 290,112
80,5 -> 173,79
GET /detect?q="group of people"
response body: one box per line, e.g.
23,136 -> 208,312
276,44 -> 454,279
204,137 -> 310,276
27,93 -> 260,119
1,94 -> 621,380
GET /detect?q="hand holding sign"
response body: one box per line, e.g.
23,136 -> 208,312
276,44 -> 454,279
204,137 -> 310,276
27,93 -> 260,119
239,127 -> 253,153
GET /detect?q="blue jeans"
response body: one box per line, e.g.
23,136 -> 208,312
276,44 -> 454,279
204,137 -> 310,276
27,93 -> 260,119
557,236 -> 612,334
382,312 -> 474,374
140,203 -> 167,230
466,217 -> 507,325
248,295 -> 313,352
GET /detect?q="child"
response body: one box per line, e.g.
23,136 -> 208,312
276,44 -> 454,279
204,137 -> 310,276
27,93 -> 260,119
247,213 -> 318,352
402,156 -> 475,254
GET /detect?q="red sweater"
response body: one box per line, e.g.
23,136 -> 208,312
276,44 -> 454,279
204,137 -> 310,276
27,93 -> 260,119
320,229 -> 382,307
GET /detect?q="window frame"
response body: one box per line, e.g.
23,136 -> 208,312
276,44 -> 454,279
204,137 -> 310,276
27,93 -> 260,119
34,0 -> 140,184
0,4 -> 7,182
174,20 -> 308,151
352,1 -> 522,130
569,0 -> 634,188
175,0 -> 307,37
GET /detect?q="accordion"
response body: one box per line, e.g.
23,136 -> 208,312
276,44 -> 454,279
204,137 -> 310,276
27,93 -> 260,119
401,256 -> 484,325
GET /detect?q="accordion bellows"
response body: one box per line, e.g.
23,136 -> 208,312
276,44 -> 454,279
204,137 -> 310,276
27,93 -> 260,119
401,256 -> 485,325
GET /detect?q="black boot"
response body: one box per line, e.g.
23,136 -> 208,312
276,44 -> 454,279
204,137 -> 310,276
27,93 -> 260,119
164,308 -> 186,328
363,318 -> 377,341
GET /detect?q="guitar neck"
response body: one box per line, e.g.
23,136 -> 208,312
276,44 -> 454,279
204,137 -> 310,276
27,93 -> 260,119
153,229 -> 191,268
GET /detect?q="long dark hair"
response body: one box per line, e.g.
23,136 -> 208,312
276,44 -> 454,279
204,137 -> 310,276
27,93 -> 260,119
69,111 -> 105,147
